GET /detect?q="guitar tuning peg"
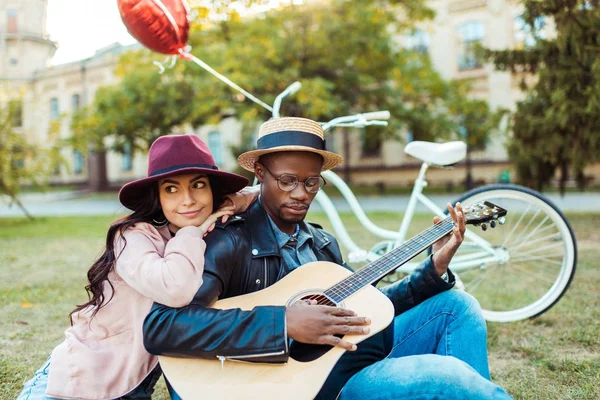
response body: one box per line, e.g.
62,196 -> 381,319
481,223 -> 487,231
498,217 -> 506,225
490,220 -> 496,229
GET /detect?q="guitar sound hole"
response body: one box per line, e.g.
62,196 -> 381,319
289,294 -> 339,363
300,294 -> 336,307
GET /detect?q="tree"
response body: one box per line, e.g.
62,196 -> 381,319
71,64 -> 196,190
0,97 -> 64,219
446,86 -> 508,190
179,0 -> 482,164
486,0 -> 600,193
78,0 -> 482,186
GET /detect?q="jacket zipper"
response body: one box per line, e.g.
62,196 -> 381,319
216,350 -> 286,368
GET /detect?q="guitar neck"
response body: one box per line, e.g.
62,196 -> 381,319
324,217 -> 455,304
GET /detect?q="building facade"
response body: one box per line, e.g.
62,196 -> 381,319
2,0 -> 590,189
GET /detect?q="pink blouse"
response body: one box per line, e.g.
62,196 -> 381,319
46,186 -> 259,399
46,223 -> 205,399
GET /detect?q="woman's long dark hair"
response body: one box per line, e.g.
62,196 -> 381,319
69,176 -> 225,324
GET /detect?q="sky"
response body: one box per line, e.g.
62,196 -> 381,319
46,0 -> 136,65
45,0 -> 305,65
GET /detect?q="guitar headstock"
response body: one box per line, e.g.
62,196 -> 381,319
464,201 -> 507,231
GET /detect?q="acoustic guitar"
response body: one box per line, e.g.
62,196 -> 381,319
159,201 -> 507,400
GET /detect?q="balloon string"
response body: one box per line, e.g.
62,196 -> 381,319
153,55 -> 177,74
179,49 -> 274,113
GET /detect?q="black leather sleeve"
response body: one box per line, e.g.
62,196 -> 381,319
381,255 -> 455,316
143,227 -> 289,362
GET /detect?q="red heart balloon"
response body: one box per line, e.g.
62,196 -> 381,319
118,0 -> 190,55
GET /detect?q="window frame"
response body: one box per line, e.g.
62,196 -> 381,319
457,21 -> 485,71
207,131 -> 224,166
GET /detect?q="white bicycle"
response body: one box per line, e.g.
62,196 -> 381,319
258,82 -> 578,323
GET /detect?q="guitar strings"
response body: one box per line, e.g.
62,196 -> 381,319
321,218 -> 456,304
322,203 -> 488,303
307,203 -> 486,306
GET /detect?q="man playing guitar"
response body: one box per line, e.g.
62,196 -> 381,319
143,117 -> 511,399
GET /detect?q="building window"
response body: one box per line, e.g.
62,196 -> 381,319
361,126 -> 382,157
9,58 -> 18,65
122,142 -> 133,171
207,131 -> 223,166
514,16 -> 546,49
9,100 -> 22,127
73,150 -> 84,174
72,94 -> 81,111
404,30 -> 430,54
7,9 -> 18,33
12,146 -> 25,169
50,98 -> 60,120
457,21 -> 485,70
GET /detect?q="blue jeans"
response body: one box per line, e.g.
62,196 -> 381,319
339,290 -> 512,399
17,356 -> 162,400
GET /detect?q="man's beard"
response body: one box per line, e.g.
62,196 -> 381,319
279,209 -> 307,224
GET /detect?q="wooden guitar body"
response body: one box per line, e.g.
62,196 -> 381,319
159,261 -> 395,400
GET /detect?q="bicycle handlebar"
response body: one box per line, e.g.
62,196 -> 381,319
321,110 -> 390,132
360,111 -> 391,121
273,81 -> 303,118
271,82 -> 391,131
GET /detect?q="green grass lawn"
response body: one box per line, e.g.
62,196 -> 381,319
1,212 -> 599,399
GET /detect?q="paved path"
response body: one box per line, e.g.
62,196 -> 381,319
1,191 -> 598,218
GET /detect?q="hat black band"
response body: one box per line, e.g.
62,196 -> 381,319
257,130 -> 326,151
150,164 -> 218,176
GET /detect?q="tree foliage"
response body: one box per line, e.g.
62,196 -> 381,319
183,0 -> 444,132
78,0 -> 499,179
0,97 -> 64,218
71,67 -> 195,153
486,0 -> 600,192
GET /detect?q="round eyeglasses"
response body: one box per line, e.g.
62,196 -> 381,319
262,165 -> 326,194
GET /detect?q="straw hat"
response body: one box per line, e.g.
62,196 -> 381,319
237,117 -> 343,172
118,134 -> 249,210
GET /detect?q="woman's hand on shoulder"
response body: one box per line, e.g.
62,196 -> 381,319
198,204 -> 236,237
223,185 -> 260,214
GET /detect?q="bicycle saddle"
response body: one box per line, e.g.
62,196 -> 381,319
404,141 -> 466,166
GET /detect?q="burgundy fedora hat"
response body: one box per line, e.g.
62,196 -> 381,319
118,134 -> 249,210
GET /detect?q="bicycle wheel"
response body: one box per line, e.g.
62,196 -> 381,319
450,184 -> 577,322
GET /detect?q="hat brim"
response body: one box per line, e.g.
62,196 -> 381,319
237,146 -> 343,172
118,167 -> 249,211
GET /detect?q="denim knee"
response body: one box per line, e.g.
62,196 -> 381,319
440,290 -> 486,330
340,354 -> 511,400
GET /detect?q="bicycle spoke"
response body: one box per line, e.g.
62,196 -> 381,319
509,254 -> 564,265
509,241 -> 565,258
507,217 -> 555,250
510,231 -> 562,252
506,262 -> 557,285
463,265 -> 494,294
506,209 -> 542,248
502,204 -> 533,247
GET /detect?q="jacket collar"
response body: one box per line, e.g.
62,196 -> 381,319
245,201 -> 331,258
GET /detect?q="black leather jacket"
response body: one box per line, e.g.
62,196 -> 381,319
143,201 -> 455,398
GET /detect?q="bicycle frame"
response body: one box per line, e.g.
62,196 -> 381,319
268,81 -> 501,276
316,164 -> 500,274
